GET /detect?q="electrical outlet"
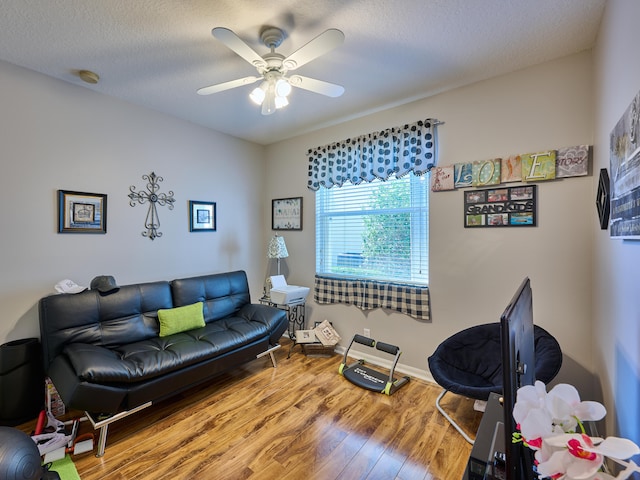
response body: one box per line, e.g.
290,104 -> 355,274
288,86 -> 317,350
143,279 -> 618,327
363,328 -> 371,337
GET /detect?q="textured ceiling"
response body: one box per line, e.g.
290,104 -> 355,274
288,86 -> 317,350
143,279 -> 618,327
0,0 -> 606,145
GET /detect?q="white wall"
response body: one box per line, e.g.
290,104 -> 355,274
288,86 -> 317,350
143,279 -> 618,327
0,59 -> 266,344
593,0 -> 640,443
265,51 -> 596,392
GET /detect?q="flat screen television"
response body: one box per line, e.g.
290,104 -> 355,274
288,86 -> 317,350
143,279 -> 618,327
500,277 -> 537,480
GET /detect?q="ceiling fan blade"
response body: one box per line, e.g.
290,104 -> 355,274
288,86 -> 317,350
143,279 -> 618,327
282,29 -> 344,71
288,75 -> 345,97
197,76 -> 261,95
212,27 -> 267,69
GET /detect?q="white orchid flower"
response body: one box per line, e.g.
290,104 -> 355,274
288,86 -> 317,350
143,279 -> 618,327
517,406 -> 554,449
545,384 -> 607,433
513,382 -> 639,480
514,381 -> 563,448
536,433 -> 640,480
514,381 -> 548,420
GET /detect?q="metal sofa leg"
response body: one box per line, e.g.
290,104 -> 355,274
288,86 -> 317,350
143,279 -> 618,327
96,424 -> 109,457
257,344 -> 281,368
435,389 -> 475,445
86,401 -> 153,457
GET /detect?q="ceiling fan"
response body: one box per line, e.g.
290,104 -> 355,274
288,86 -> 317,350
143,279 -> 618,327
197,26 -> 345,115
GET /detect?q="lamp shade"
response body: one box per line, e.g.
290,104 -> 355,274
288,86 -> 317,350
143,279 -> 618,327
249,82 -> 267,105
249,74 -> 291,115
267,235 -> 289,259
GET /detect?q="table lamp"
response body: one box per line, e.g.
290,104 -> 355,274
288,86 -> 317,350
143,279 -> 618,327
267,234 -> 289,275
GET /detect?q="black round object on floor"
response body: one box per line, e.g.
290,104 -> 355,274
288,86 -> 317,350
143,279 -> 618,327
0,426 -> 42,480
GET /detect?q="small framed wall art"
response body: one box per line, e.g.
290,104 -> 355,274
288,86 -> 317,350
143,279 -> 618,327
464,185 -> 537,228
596,168 -> 611,230
189,200 -> 216,232
58,190 -> 107,234
272,197 -> 302,231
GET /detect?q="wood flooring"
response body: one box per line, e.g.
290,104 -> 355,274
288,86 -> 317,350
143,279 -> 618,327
21,340 -> 482,479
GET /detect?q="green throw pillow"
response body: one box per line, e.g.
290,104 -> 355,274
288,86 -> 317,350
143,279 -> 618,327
157,302 -> 205,337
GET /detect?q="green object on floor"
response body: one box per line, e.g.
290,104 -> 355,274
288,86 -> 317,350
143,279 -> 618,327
46,454 -> 81,480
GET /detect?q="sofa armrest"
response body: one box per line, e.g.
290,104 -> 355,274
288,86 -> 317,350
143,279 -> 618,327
238,304 -> 288,344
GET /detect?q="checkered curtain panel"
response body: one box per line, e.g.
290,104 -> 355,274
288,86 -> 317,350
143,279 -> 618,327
314,275 -> 431,321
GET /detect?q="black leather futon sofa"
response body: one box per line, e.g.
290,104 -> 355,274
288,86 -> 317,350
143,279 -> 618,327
39,270 -> 288,455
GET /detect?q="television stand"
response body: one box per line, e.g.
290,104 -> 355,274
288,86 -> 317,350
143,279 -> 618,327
463,392 -> 543,480
463,392 -> 506,480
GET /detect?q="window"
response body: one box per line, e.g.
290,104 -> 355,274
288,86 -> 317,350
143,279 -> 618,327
316,172 -> 429,285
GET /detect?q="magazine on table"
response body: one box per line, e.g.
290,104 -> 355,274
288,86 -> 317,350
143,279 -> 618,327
313,320 -> 341,346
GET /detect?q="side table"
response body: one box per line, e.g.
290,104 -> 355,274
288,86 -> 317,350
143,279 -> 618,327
259,297 -> 305,357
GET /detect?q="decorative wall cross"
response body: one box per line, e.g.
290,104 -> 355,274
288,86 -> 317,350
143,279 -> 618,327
128,172 -> 175,240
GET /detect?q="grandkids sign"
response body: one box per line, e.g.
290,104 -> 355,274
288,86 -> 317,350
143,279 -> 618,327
464,185 -> 536,228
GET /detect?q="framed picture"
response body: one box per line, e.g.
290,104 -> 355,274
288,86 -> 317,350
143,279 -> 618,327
189,200 -> 216,232
464,185 -> 537,228
295,330 -> 317,344
609,88 -> 640,238
58,190 -> 107,233
596,168 -> 610,230
272,197 -> 302,230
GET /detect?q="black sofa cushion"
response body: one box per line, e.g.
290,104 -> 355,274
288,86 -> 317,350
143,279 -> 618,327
39,281 -> 173,368
171,271 -> 250,322
64,305 -> 282,384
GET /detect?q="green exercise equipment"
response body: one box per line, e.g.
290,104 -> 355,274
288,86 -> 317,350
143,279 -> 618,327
339,334 -> 410,395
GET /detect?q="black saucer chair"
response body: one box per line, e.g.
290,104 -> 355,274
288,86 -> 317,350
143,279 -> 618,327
427,323 -> 562,444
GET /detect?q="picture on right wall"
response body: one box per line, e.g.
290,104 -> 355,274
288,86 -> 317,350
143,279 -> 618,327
609,89 -> 640,238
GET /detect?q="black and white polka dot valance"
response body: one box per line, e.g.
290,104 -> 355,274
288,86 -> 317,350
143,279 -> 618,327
307,118 -> 441,191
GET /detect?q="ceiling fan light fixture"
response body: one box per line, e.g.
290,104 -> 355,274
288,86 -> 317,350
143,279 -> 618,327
262,82 -> 277,115
275,78 -> 291,97
262,96 -> 276,115
202,26 -> 345,115
275,95 -> 289,109
249,83 -> 266,105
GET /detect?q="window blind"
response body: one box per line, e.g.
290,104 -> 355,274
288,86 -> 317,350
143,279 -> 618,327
315,173 -> 429,285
